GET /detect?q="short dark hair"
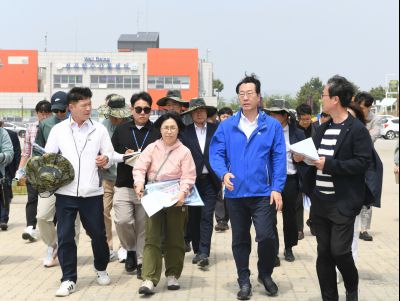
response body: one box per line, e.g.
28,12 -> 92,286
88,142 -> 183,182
154,112 -> 185,133
327,75 -> 355,107
218,107 -> 233,117
348,102 -> 366,125
354,92 -> 374,108
235,73 -> 261,95
296,103 -> 312,116
320,112 -> 330,118
131,92 -> 153,107
67,87 -> 93,104
35,100 -> 52,113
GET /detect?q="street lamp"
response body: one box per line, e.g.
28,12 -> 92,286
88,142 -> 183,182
19,97 -> 24,120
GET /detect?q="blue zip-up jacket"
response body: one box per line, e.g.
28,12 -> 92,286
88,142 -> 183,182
209,110 -> 286,199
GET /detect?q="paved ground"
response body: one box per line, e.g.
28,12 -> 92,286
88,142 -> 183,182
0,139 -> 398,301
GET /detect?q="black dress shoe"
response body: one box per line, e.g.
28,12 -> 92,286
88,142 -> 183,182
237,283 -> 252,300
359,231 -> 373,241
184,240 -> 192,253
136,264 -> 142,279
284,248 -> 295,262
275,256 -> 281,267
306,219 -> 316,236
197,254 -> 209,267
298,231 -> 304,240
346,290 -> 358,301
0,222 -> 8,231
258,275 -> 278,296
125,251 -> 137,273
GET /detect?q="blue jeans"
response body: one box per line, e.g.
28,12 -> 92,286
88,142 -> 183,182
55,194 -> 109,283
226,197 -> 277,285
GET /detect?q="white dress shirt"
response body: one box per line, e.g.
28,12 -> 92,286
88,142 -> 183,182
283,125 -> 297,175
195,123 -> 209,174
238,113 -> 259,140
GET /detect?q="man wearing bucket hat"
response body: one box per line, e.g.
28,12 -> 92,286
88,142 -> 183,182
181,98 -> 220,268
264,106 -> 308,264
98,94 -> 131,262
157,90 -> 192,125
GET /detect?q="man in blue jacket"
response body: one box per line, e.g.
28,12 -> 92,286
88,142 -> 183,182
210,74 -> 286,300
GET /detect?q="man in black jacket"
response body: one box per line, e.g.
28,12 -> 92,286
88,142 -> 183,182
295,75 -> 372,301
264,108 -> 307,263
181,98 -> 221,268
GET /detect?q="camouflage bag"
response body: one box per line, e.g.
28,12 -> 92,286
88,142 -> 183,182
26,153 -> 75,197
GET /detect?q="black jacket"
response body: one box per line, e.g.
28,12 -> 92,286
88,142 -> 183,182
5,129 -> 21,179
182,123 -> 221,191
302,114 -> 373,217
287,124 -> 309,191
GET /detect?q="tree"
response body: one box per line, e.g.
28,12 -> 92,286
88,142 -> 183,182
369,86 -> 386,101
296,77 -> 324,114
266,94 -> 297,109
213,79 -> 224,99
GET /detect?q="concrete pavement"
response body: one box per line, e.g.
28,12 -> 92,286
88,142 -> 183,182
0,139 -> 398,301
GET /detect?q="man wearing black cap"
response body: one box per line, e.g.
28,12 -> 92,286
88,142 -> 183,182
181,98 -> 220,268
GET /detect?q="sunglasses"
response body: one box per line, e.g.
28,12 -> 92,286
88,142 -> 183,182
53,109 -> 66,113
134,107 -> 151,114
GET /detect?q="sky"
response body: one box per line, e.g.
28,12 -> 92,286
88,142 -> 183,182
1,0 -> 399,100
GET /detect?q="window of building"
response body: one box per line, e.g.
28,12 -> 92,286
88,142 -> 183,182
147,76 -> 190,90
90,75 -> 140,89
53,75 -> 82,88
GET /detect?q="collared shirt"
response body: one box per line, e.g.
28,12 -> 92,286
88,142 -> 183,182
283,125 -> 297,175
194,123 -> 209,174
70,119 -> 93,153
238,113 -> 259,140
22,121 -> 39,157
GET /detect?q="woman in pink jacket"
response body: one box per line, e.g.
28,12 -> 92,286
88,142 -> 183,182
133,112 -> 196,295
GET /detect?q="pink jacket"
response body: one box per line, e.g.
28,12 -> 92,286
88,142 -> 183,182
132,138 -> 196,193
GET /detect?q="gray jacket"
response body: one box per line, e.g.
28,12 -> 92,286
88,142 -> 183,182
0,128 -> 14,177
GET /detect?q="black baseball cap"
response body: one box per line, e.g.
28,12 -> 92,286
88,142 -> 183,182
51,91 -> 68,111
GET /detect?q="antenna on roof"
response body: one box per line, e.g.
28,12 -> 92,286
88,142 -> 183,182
44,33 -> 48,52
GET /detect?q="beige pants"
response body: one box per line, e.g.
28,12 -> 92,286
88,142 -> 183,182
103,179 -> 115,250
113,186 -> 146,264
37,194 -> 81,247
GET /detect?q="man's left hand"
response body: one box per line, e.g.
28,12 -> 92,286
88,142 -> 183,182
270,191 -> 283,211
96,155 -> 109,167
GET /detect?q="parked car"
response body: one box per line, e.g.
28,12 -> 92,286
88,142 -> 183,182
380,117 -> 399,140
3,122 -> 27,138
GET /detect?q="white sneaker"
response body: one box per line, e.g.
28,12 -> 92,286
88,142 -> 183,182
139,280 -> 155,295
109,250 -> 116,261
55,280 -> 76,297
43,246 -> 59,267
118,247 -> 127,263
167,276 -> 180,290
96,270 -> 111,286
22,226 -> 39,242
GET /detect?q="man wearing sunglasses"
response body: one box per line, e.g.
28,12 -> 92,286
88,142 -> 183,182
111,92 -> 160,279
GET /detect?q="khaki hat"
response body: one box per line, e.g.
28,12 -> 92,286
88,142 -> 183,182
98,94 -> 131,118
181,98 -> 217,117
157,90 -> 189,107
262,107 -> 291,114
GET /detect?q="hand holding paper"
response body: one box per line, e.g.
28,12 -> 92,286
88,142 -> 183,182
289,138 -> 319,165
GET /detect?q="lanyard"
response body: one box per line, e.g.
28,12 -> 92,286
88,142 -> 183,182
131,128 -> 150,152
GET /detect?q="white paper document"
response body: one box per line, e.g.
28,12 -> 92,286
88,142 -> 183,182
123,151 -> 141,167
289,138 -> 320,165
141,180 -> 204,217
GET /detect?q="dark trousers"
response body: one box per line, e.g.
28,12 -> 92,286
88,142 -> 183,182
226,197 -> 277,286
215,190 -> 229,224
188,175 -> 218,256
312,194 -> 358,301
295,192 -> 304,231
26,181 -> 38,228
0,182 -> 12,223
275,175 -> 299,253
55,194 -> 109,283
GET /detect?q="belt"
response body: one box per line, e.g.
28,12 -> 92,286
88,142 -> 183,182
198,174 -> 210,180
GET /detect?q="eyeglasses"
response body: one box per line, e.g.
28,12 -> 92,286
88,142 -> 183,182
238,91 -> 256,99
161,126 -> 178,132
53,109 -> 66,114
134,107 -> 151,114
